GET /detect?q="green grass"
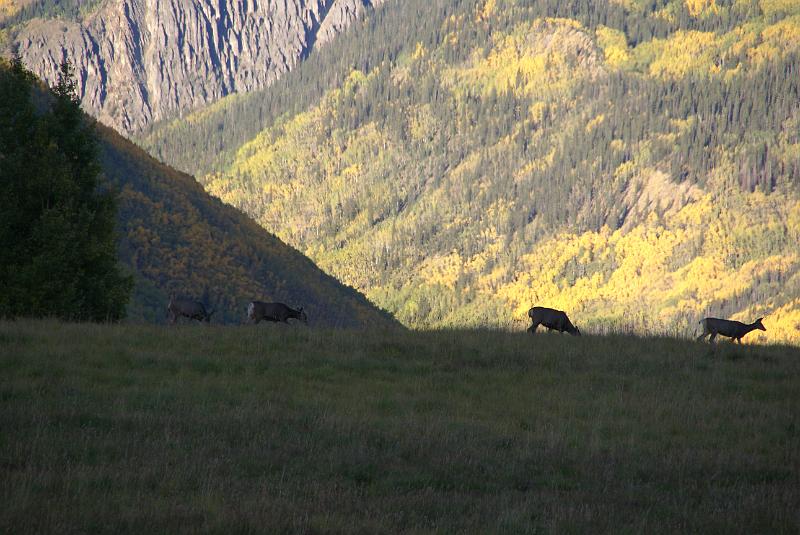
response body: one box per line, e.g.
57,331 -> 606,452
1,321 -> 798,533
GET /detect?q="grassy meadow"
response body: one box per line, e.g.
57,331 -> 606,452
1,320 -> 799,533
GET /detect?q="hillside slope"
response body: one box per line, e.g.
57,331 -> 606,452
3,0 -> 383,133
142,0 -> 800,343
97,123 -> 397,327
0,58 -> 398,327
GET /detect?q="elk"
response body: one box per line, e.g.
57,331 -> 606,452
247,301 -> 308,325
696,317 -> 765,344
167,294 -> 214,324
527,306 -> 581,336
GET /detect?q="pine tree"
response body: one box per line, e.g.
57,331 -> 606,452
0,59 -> 132,321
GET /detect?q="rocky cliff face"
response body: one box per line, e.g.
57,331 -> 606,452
13,0 -> 381,133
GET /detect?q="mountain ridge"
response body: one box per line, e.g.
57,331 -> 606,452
5,0 -> 383,133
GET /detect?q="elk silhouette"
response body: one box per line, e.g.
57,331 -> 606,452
247,301 -> 308,325
696,317 -> 765,343
527,306 -> 581,336
167,294 -> 214,324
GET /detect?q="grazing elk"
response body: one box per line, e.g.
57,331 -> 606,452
696,317 -> 765,344
247,301 -> 308,325
167,294 -> 214,324
527,306 -> 581,336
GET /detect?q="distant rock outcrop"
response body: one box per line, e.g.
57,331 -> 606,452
13,0 -> 381,133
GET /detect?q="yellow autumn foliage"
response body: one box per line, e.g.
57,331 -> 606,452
749,15 -> 800,63
631,15 -> 800,78
478,0 -> 496,21
596,26 -> 632,69
443,20 -> 594,98
0,0 -> 23,19
686,0 -> 720,17
648,31 -> 721,78
760,0 -> 800,16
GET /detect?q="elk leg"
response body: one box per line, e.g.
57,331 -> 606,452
696,332 -> 708,341
527,322 -> 539,334
709,333 -> 717,344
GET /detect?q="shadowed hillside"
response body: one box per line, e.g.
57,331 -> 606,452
0,59 -> 398,328
97,124 -> 398,327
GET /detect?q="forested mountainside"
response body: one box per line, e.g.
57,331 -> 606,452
0,60 -> 398,328
100,123 -> 397,327
140,0 -> 800,343
1,0 -> 383,133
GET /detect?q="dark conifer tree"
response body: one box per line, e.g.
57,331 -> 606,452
0,59 -> 132,321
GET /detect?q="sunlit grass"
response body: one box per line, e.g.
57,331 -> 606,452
1,320 -> 798,533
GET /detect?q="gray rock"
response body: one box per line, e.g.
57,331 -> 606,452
13,0 -> 382,133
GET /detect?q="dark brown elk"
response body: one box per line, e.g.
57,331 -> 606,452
247,302 -> 308,325
528,306 -> 581,336
697,317 -> 765,343
167,295 -> 214,324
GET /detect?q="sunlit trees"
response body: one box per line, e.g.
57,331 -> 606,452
140,0 -> 800,341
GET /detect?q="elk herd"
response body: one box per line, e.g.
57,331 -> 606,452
167,294 -> 306,326
167,294 -> 766,343
524,306 -> 766,344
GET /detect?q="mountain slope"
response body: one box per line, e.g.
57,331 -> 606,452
1,57 -> 398,327
142,0 -> 800,343
97,122 -> 397,327
4,0 -> 383,133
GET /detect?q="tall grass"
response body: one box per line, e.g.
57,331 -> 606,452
1,320 -> 798,533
